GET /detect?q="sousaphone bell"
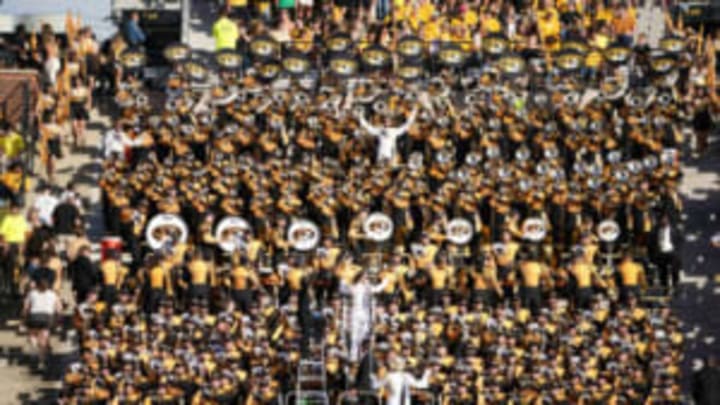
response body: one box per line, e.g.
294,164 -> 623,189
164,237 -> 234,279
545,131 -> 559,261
214,216 -> 252,253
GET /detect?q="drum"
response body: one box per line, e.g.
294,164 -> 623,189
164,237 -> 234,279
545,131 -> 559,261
101,236 -> 123,261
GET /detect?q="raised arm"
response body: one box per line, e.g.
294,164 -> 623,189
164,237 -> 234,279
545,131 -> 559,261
405,369 -> 431,389
393,106 -> 419,135
371,277 -> 390,294
357,112 -> 383,137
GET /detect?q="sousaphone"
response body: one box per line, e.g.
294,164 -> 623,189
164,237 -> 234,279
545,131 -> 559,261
361,45 -> 392,70
597,219 -> 620,243
184,60 -> 209,82
145,214 -> 189,251
288,219 -> 321,251
438,43 -> 467,67
282,53 -> 311,76
521,217 -> 547,242
604,43 -> 631,65
249,35 -> 279,60
216,50 -> 243,71
363,212 -> 394,242
328,53 -> 359,78
482,34 -> 509,58
397,35 -> 424,61
446,218 -> 474,245
120,48 -> 146,71
659,36 -> 686,55
325,32 -> 354,54
163,43 -> 190,64
214,216 -> 252,252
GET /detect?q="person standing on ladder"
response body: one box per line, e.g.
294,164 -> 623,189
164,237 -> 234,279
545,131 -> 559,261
341,271 -> 388,362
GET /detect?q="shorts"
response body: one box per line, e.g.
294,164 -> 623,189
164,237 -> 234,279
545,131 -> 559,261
70,103 -> 89,121
47,137 -> 62,158
27,313 -> 53,329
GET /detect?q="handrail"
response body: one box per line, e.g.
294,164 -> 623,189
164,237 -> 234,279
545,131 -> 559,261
285,390 -> 328,405
337,390 -> 383,405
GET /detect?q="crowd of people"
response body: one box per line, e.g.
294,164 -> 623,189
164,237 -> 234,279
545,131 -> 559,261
0,0 -> 715,404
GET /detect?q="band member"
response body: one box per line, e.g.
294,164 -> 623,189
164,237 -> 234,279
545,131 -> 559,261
617,251 -> 647,303
340,271 -> 387,362
518,250 -> 552,316
184,249 -> 216,304
99,249 -> 127,305
356,106 -> 419,166
650,215 -> 682,290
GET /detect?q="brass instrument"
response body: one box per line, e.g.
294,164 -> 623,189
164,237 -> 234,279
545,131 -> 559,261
214,216 -> 252,252
287,219 -> 321,251
145,214 -> 189,250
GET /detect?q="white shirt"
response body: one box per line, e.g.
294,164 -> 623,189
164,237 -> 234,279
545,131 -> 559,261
33,193 -> 59,226
358,108 -> 418,164
659,225 -> 674,253
378,370 -> 431,405
26,289 -> 59,315
103,128 -> 129,158
44,57 -> 61,86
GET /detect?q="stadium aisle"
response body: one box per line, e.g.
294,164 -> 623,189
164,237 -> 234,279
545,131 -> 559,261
0,108 -> 107,404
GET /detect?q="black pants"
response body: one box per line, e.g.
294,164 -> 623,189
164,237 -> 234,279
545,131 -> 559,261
620,285 -> 640,303
575,287 -> 593,309
656,251 -> 680,288
101,285 -> 117,305
521,286 -> 542,316
144,288 -> 164,314
231,289 -> 253,313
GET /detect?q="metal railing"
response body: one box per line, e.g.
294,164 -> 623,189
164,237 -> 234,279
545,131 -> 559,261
285,390 -> 329,405
337,390 -> 383,405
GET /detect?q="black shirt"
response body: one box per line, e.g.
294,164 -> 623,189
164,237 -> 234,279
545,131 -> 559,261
52,202 -> 80,234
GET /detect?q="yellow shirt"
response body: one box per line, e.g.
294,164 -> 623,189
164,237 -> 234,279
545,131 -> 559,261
537,8 -> 561,41
212,16 -> 238,51
1,132 -> 25,159
228,0 -> 247,6
421,22 -> 441,42
482,15 -> 502,34
0,213 -> 28,243
418,2 -> 435,23
464,10 -> 479,27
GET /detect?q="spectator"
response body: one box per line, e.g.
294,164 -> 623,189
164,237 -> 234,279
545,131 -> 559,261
69,245 -> 98,304
0,162 -> 29,204
693,357 -> 720,405
22,278 -> 61,370
103,120 -> 129,159
32,185 -> 59,227
212,8 -> 240,51
52,194 -> 81,254
123,11 -> 146,48
0,122 -> 26,167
